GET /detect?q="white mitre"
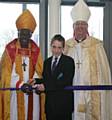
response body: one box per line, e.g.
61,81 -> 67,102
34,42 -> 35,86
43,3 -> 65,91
71,0 -> 91,23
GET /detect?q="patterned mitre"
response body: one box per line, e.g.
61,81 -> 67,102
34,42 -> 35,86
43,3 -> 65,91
16,9 -> 37,32
71,0 -> 91,23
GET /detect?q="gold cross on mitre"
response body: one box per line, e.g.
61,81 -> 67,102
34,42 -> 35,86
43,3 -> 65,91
76,60 -> 82,69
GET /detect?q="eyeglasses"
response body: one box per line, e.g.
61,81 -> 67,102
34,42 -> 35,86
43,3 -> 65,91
74,21 -> 88,27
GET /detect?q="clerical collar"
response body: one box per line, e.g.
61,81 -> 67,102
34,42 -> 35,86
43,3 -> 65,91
75,37 -> 86,43
17,48 -> 31,56
16,39 -> 31,56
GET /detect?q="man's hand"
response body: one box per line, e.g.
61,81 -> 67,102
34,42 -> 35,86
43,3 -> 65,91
33,83 -> 45,94
37,84 -> 45,91
21,83 -> 33,94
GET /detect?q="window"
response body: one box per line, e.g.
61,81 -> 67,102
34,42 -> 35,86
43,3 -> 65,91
0,3 -> 22,57
61,6 -> 104,40
27,4 -> 39,45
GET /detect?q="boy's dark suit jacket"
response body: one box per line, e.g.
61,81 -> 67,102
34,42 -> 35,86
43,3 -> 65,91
43,54 -> 75,115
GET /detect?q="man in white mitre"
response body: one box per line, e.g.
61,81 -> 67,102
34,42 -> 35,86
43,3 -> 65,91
64,0 -> 112,120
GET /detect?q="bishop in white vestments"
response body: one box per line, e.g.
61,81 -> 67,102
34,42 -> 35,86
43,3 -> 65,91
64,0 -> 112,120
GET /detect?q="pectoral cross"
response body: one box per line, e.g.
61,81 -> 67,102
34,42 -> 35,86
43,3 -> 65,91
76,60 -> 82,69
22,60 -> 27,71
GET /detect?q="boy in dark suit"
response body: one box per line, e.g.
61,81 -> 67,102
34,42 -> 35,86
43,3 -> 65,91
37,34 -> 75,120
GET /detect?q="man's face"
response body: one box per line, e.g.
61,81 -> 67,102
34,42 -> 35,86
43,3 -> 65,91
18,29 -> 32,48
51,40 -> 64,57
73,21 -> 88,40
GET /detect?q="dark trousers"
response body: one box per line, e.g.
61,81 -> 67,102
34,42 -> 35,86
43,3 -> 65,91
46,112 -> 72,120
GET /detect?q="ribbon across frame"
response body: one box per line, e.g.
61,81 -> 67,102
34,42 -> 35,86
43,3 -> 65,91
1,85 -> 112,91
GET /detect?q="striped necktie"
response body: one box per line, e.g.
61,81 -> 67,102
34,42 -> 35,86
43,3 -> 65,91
52,57 -> 58,73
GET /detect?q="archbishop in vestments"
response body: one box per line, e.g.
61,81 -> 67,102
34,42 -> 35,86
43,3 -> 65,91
64,0 -> 112,120
0,9 -> 45,120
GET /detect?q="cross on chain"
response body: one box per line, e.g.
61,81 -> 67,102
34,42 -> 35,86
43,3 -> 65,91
22,60 -> 27,71
76,60 -> 82,69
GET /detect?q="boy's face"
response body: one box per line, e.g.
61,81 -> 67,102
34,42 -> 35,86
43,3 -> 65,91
51,40 -> 64,57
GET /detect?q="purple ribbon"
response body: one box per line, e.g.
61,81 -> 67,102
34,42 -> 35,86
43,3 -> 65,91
1,85 -> 112,91
64,85 -> 112,91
